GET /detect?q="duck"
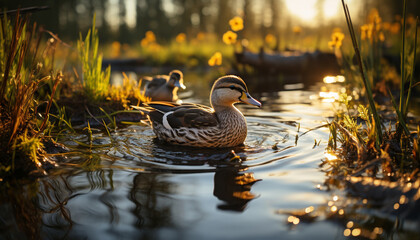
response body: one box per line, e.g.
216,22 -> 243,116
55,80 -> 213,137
134,75 -> 261,148
143,70 -> 186,102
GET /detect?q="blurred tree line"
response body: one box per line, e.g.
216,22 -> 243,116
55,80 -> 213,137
1,0 -> 419,44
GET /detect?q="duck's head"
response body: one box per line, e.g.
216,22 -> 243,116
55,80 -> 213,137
210,75 -> 261,108
167,70 -> 186,89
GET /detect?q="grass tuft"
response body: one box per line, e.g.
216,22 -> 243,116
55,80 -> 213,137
77,14 -> 111,102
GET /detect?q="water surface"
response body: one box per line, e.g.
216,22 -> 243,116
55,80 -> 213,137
2,78 -> 416,239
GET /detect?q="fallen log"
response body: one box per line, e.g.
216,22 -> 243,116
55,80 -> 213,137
235,49 -> 341,84
102,58 -> 145,72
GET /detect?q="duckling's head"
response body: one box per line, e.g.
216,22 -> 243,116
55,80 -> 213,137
210,75 -> 261,109
167,70 -> 186,89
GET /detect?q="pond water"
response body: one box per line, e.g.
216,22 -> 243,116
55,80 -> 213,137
1,75 -> 418,240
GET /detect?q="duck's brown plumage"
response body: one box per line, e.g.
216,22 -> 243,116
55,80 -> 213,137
144,70 -> 185,102
136,75 -> 261,148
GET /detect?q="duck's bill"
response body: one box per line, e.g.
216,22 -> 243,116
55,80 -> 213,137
240,92 -> 262,107
175,81 -> 186,89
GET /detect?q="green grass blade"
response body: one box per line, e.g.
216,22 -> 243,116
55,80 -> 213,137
389,89 -> 410,137
99,107 -> 116,129
404,17 -> 418,118
399,0 -> 407,115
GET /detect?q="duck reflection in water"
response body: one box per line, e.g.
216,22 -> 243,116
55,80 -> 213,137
214,168 -> 261,212
148,142 -> 261,212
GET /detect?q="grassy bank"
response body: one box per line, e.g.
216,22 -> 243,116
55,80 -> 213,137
324,0 -> 419,182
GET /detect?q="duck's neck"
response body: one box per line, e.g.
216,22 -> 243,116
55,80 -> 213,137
213,104 -> 244,124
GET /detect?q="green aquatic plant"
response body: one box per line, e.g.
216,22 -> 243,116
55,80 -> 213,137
77,15 -> 111,102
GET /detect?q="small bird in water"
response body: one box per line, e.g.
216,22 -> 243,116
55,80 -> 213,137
143,70 -> 185,102
134,75 -> 261,148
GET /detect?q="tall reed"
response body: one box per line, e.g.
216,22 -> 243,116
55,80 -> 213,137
340,0 -> 382,149
77,15 -> 111,102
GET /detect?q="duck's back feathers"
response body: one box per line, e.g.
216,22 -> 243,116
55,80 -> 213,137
146,102 -> 218,129
144,76 -> 167,90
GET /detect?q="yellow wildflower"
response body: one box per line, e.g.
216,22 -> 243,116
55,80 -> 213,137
223,31 -> 237,45
379,32 -> 385,42
141,31 -> 157,47
208,52 -> 222,66
360,24 -> 370,40
292,26 -> 302,34
328,30 -> 345,49
265,34 -> 276,44
333,32 -> 344,43
368,8 -> 380,24
175,33 -> 186,43
328,41 -> 335,49
140,38 -> 149,47
145,31 -> 156,42
229,16 -> 244,32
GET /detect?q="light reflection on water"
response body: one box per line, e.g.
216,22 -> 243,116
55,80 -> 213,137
1,77 -> 417,239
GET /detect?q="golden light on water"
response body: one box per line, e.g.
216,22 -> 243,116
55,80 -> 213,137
352,228 -> 361,237
324,152 -> 338,161
373,227 -> 383,234
323,75 -> 346,84
305,206 -> 314,213
319,91 -> 340,103
287,215 -> 300,225
343,229 -> 351,236
399,195 -> 407,204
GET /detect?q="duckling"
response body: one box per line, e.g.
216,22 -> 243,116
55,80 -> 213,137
143,70 -> 185,102
135,75 -> 261,148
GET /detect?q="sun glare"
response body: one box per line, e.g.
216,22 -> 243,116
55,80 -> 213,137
284,0 -> 341,25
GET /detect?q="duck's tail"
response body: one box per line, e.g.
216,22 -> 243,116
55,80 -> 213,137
132,101 -> 180,114
131,104 -> 152,115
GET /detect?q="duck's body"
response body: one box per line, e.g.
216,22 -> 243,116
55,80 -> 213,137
137,75 -> 261,148
148,103 -> 247,147
144,70 -> 185,102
